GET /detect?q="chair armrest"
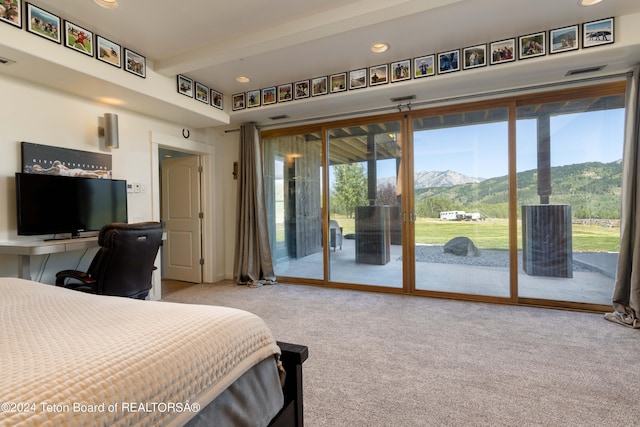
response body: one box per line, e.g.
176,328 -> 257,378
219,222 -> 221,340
55,270 -> 96,287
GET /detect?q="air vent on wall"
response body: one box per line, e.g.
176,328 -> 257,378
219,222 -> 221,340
390,95 -> 416,103
269,115 -> 290,120
0,56 -> 16,65
565,65 -> 606,76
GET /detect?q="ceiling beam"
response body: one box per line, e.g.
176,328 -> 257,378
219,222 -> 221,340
154,0 -> 463,76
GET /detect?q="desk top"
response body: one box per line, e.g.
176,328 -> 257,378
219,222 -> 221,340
0,237 -> 99,256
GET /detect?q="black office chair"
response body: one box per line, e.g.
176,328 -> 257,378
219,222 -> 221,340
55,222 -> 163,299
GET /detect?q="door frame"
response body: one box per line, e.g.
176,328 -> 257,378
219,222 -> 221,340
150,132 -> 216,293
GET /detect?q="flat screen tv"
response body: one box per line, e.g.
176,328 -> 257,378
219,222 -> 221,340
15,172 -> 128,237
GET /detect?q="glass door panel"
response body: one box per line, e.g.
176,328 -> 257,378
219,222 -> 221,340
516,94 -> 625,304
412,108 -> 510,297
263,133 -> 324,280
327,121 -> 403,288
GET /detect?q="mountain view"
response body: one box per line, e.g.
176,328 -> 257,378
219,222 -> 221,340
405,160 -> 622,219
378,169 -> 484,189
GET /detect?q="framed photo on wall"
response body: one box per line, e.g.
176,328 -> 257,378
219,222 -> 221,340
247,90 -> 261,108
369,64 -> 388,85
232,93 -> 245,110
349,68 -> 367,90
211,89 -> 223,110
311,76 -> 327,97
1,0 -> 22,28
437,50 -> 460,74
518,31 -> 546,59
177,75 -> 193,97
96,35 -> 121,67
26,3 -> 61,44
462,44 -> 486,70
583,18 -> 614,48
124,48 -> 146,78
330,73 -> 347,93
294,80 -> 310,99
414,55 -> 435,78
391,60 -> 410,83
550,25 -> 579,54
21,142 -> 112,177
278,83 -> 293,102
490,39 -> 515,65
262,87 -> 276,105
64,21 -> 94,57
195,82 -> 209,103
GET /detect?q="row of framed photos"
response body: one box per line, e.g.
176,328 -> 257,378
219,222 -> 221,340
231,17 -> 614,111
177,75 -> 223,110
1,1 -> 146,78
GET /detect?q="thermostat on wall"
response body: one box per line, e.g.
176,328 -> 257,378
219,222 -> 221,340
126,183 -> 135,193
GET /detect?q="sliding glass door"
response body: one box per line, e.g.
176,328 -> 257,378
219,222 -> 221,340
515,93 -> 625,305
263,131 -> 324,280
412,107 -> 510,297
327,120 -> 403,288
261,82 -> 626,311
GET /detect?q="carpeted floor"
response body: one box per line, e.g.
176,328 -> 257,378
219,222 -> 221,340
162,281 -> 640,426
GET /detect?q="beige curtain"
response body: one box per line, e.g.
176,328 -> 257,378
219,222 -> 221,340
233,123 -> 276,286
606,67 -> 640,329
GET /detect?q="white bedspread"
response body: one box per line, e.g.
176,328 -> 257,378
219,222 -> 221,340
0,278 -> 280,427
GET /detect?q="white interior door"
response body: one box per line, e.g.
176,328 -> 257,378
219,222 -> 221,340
161,155 -> 202,283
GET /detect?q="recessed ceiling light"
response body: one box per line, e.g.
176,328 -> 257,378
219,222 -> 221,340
94,0 -> 119,9
578,0 -> 603,6
236,76 -> 251,83
371,43 -> 389,53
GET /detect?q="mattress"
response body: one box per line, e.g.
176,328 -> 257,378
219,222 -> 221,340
0,277 -> 282,427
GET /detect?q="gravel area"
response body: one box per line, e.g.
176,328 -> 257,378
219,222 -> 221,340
407,245 -> 598,272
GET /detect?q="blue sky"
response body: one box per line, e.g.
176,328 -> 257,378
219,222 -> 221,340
372,108 -> 624,180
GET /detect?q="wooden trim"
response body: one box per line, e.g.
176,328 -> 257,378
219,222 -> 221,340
517,298 -> 612,314
508,102 -> 518,303
514,81 -> 626,107
403,114 -> 415,294
261,124 -> 322,139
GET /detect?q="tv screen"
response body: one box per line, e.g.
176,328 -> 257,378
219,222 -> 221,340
15,173 -> 128,237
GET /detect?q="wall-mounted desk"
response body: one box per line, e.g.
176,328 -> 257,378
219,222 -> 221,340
0,237 -> 99,279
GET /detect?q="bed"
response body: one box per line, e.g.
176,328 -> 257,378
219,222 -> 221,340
0,277 -> 307,427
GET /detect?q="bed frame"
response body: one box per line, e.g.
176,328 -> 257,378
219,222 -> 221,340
269,342 -> 309,427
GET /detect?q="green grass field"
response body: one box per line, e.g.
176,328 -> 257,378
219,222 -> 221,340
330,216 -> 620,252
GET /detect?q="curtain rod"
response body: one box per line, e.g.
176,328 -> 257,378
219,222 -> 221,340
257,71 -> 631,129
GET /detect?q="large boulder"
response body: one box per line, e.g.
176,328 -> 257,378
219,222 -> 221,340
444,236 -> 480,257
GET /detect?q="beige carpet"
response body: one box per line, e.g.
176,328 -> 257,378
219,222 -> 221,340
163,281 -> 640,426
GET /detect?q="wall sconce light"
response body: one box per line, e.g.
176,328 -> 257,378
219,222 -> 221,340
98,113 -> 119,149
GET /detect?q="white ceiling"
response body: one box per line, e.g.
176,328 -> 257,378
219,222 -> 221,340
4,0 -> 640,127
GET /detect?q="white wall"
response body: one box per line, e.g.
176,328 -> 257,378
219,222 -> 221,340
209,128 -> 241,280
0,73 -> 239,292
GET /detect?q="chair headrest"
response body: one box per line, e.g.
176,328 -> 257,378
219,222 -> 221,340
98,222 -> 162,246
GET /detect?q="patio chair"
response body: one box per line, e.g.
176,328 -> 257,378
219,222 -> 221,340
329,220 -> 343,251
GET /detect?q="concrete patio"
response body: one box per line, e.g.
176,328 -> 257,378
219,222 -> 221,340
274,238 -> 616,306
